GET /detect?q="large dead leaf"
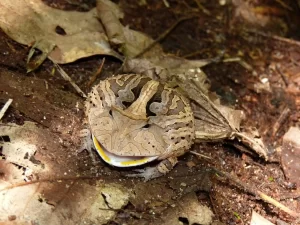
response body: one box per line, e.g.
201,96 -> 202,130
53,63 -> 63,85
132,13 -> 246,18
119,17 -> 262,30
122,56 -> 269,160
97,0 -> 163,58
0,122 -> 130,224
122,57 -> 244,143
0,0 -> 121,67
250,211 -> 275,225
96,0 -> 268,159
0,122 -> 44,174
122,56 -> 211,83
160,192 -> 213,225
176,74 -> 268,159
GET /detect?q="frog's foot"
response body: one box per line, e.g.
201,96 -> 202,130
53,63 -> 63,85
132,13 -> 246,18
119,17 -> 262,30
126,157 -> 178,181
78,128 -> 97,164
126,167 -> 163,181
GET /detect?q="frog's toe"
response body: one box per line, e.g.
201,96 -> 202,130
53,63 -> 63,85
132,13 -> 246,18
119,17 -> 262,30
78,129 -> 93,152
126,167 -> 163,181
78,129 -> 98,164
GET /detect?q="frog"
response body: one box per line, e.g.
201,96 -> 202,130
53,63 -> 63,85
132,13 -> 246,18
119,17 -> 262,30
83,74 -> 195,180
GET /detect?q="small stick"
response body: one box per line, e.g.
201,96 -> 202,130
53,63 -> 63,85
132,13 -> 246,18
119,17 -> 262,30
246,29 -> 300,47
0,99 -> 13,120
272,106 -> 291,136
134,15 -> 197,58
190,150 -> 212,159
5,40 -> 17,52
214,168 -> 300,219
275,0 -> 293,11
87,58 -> 106,88
162,0 -> 170,7
276,65 -> 289,87
182,48 -> 209,58
291,58 -> 300,67
54,63 -> 87,98
193,0 -> 211,15
223,57 -> 253,71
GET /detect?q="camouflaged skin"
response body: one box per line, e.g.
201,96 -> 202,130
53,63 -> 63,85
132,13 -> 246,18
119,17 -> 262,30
85,74 -> 195,161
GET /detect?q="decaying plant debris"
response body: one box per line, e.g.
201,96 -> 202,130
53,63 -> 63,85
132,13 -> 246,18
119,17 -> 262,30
0,0 -> 300,224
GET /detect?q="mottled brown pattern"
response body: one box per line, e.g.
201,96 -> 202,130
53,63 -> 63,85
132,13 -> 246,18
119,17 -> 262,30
85,74 -> 195,160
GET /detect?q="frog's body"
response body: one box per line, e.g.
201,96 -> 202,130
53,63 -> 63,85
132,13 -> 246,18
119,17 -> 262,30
84,74 -> 195,179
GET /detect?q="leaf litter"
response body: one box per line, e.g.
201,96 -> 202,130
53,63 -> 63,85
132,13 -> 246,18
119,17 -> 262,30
0,0 -> 268,158
0,122 -> 130,225
99,0 -> 269,159
0,0 -> 122,70
0,0 -> 299,224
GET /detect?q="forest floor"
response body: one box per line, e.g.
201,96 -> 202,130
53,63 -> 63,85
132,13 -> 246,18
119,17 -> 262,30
1,0 -> 300,224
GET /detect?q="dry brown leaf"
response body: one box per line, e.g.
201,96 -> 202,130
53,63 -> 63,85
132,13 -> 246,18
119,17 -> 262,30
0,122 -> 45,172
97,0 -> 163,58
250,211 -> 275,225
96,0 -> 269,159
123,56 -> 268,160
179,76 -> 268,159
160,192 -> 213,225
0,0 -> 121,67
177,75 -> 242,139
0,122 -> 130,224
122,56 -> 211,83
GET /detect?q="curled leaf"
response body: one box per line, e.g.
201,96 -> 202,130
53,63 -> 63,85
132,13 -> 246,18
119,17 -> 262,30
97,0 -> 163,58
0,0 -> 122,66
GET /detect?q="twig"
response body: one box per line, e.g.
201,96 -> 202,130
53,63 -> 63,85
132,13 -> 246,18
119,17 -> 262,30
213,168 -> 300,219
0,99 -> 13,121
208,193 -> 220,220
5,40 -> 17,52
291,58 -> 300,67
275,0 -> 293,11
193,0 -> 211,15
223,57 -> 253,71
190,150 -> 212,159
162,0 -> 170,7
182,48 -> 209,58
276,65 -> 289,87
134,15 -> 198,58
54,63 -> 87,98
87,58 -> 106,87
272,106 -> 290,136
246,29 -> 300,47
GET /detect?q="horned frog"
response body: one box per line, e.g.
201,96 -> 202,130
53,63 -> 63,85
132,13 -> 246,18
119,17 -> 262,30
83,74 -> 195,180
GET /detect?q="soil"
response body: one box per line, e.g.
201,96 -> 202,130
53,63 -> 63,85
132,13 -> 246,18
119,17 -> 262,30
1,0 -> 300,224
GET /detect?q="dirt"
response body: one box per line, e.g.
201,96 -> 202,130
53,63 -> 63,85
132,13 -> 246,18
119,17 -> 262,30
1,0 -> 300,224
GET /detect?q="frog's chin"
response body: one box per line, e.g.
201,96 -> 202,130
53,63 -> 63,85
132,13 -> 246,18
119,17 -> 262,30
92,135 -> 158,167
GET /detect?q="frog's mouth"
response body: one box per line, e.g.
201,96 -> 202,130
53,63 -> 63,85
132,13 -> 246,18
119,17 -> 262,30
92,135 -> 158,167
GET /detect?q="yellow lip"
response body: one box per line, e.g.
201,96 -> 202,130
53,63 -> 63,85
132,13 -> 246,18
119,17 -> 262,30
92,135 -> 158,167
93,135 -> 111,163
120,158 -> 150,166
